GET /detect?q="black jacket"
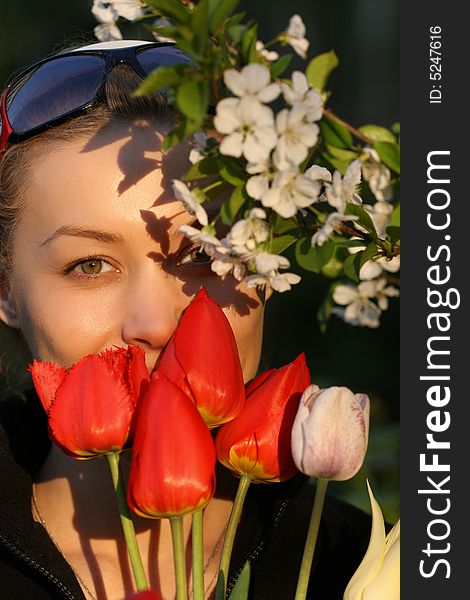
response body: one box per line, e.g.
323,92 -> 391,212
0,390 -> 372,600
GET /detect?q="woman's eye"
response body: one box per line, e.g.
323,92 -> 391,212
179,245 -> 212,266
70,258 -> 115,276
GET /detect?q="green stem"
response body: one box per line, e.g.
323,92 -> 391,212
191,510 -> 205,600
106,452 -> 148,591
294,479 -> 329,600
170,517 -> 188,600
219,475 -> 252,596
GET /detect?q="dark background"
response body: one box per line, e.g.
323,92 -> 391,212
0,0 -> 399,520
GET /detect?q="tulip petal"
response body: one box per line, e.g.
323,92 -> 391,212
157,288 -> 246,428
101,345 -> 150,404
29,359 -> 66,412
49,355 -> 134,458
363,520 -> 400,600
128,376 -> 216,518
343,481 -> 387,598
295,386 -> 369,480
216,354 -> 310,482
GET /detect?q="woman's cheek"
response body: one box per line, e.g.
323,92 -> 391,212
224,303 -> 265,383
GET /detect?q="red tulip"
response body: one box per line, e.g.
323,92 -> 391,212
154,288 -> 246,428
128,375 -> 216,518
215,354 -> 310,483
29,346 -> 149,459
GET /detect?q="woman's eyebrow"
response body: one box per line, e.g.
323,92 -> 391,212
39,226 -> 125,247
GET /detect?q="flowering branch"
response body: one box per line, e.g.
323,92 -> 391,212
90,0 -> 400,332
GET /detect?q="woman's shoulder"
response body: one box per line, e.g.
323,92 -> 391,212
0,387 -> 51,475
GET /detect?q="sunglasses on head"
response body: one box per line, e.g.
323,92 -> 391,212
0,41 -> 191,157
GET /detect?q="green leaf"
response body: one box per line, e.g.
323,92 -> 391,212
390,202 -> 400,227
183,157 -> 220,181
209,0 -> 241,32
191,0 -> 210,51
162,118 -> 199,150
386,226 -> 400,244
217,156 -> 248,186
269,234 -> 297,255
321,254 -> 345,278
358,124 -> 396,143
133,64 -> 190,96
145,0 -> 191,24
241,23 -> 258,63
344,203 -> 378,239
271,214 -> 298,235
306,50 -> 339,92
269,54 -> 292,78
343,242 -> 377,282
220,186 -> 247,225
176,81 -> 209,125
320,152 -> 351,175
373,141 -> 400,174
295,238 -> 335,273
320,114 -> 353,149
325,144 -> 359,161
228,561 -> 251,600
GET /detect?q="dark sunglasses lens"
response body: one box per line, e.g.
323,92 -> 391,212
136,46 -> 192,74
6,55 -> 106,135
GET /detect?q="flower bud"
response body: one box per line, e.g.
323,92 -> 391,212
291,385 -> 369,481
344,481 -> 400,600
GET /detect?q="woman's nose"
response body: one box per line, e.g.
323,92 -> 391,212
120,276 -> 186,355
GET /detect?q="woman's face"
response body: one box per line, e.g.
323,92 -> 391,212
6,123 -> 265,380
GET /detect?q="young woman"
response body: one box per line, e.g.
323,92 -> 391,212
0,40 -> 371,600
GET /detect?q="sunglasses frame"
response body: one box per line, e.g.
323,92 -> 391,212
0,42 -> 190,157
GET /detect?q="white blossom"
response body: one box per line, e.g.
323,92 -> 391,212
261,167 -> 323,218
246,159 -> 274,200
227,208 -> 270,255
172,180 -> 208,226
189,131 -> 208,164
223,64 -> 280,104
178,225 -> 247,281
311,212 -> 359,247
256,40 -> 280,62
304,164 -> 332,183
362,147 -> 393,201
284,15 -> 310,59
281,71 -> 323,122
348,239 -> 400,280
324,160 -> 362,212
374,277 -> 400,310
245,252 -> 301,292
362,201 -> 394,238
273,106 -> 319,168
333,281 -> 382,328
152,17 -> 174,43
92,0 -> 144,22
214,96 -> 278,163
94,22 -> 123,41
378,255 -> 400,273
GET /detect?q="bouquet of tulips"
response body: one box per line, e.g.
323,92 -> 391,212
30,288 -> 399,600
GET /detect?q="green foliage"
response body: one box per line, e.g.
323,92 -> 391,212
373,141 -> 400,174
358,124 -> 396,143
220,186 -> 248,224
306,50 -> 339,92
228,562 -> 251,599
295,239 -> 335,273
